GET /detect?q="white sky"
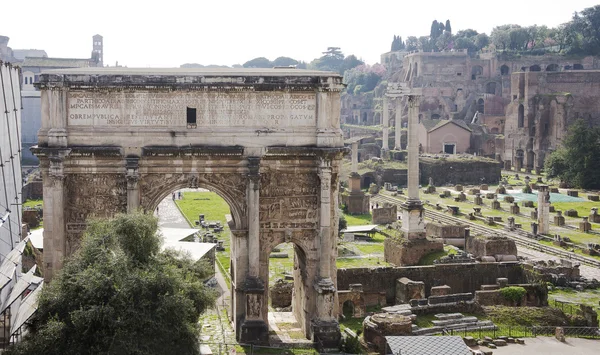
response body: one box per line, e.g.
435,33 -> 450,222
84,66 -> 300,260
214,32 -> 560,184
2,0 -> 599,67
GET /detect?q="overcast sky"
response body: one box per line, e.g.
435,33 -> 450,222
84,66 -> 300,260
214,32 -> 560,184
2,0 -> 599,67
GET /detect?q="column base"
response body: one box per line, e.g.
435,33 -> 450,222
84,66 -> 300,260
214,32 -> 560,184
311,319 -> 341,350
239,320 -> 269,345
400,199 -> 425,238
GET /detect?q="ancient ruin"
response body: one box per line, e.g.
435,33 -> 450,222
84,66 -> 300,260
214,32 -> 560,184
33,68 -> 347,347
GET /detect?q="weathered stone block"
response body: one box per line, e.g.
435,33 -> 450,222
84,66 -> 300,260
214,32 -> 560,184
431,285 -> 452,296
465,235 -> 517,258
270,280 -> 293,308
510,203 -> 520,215
480,184 -> 489,190
496,186 -> 506,194
503,195 -> 514,203
485,192 -> 495,199
395,277 -> 425,304
567,190 -> 578,197
363,313 -> 412,354
588,194 -> 600,201
384,237 -> 443,267
372,205 -> 397,225
521,200 -> 534,208
550,187 -> 559,193
579,217 -> 592,232
491,200 -> 501,210
455,184 -> 463,192
565,209 -> 578,217
468,188 -> 480,195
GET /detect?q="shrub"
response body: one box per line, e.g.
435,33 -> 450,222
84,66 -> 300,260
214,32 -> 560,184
500,286 -> 527,304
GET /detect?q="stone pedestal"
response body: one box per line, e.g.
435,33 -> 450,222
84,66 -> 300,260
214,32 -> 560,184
312,279 -> 340,350
474,193 -> 483,205
510,203 -> 520,215
400,200 -> 425,239
554,211 -> 565,226
347,172 -> 369,214
239,277 -> 268,344
567,190 -> 578,197
504,160 -> 512,170
491,199 -> 501,210
384,236 -> 443,266
455,184 -> 463,191
579,217 -> 592,232
431,285 -> 451,296
590,208 -> 600,223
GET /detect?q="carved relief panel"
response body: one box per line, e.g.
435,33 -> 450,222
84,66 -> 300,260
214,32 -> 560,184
64,173 -> 127,255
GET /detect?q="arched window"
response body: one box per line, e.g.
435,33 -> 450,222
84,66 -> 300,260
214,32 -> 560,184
486,82 -> 497,95
431,114 -> 441,120
477,98 -> 485,113
471,65 -> 483,80
564,65 -> 572,70
500,65 -> 510,75
529,65 -> 541,72
546,64 -> 559,72
518,105 -> 524,128
574,64 -> 584,70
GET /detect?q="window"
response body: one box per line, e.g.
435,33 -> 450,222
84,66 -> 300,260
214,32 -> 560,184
574,64 -> 584,70
444,143 -> 456,154
500,65 -> 510,75
518,105 -> 524,128
477,98 -> 485,113
457,72 -> 462,76
186,107 -> 197,128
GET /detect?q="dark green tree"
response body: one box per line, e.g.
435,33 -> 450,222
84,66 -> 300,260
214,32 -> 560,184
445,19 -> 452,34
5,213 -> 216,355
430,20 -> 441,40
405,36 -> 419,51
571,5 -> 600,54
340,54 -> 364,73
243,57 -> 272,68
272,56 -> 299,67
545,119 -> 600,189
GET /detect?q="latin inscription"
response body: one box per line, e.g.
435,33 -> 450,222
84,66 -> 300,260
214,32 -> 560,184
67,92 -> 317,128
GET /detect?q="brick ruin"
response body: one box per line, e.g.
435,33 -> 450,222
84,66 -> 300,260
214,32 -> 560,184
343,51 -> 600,167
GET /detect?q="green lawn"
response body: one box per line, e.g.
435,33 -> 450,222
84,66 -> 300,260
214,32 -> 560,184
418,245 -> 457,265
176,191 -> 233,277
344,213 -> 372,226
23,199 -> 43,209
549,288 -> 600,317
551,201 -> 599,220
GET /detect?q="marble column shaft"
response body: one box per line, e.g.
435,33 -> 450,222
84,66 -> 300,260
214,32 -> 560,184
407,96 -> 420,200
351,142 -> 358,173
318,163 -> 332,280
395,98 -> 402,149
247,158 -> 260,277
382,98 -> 389,151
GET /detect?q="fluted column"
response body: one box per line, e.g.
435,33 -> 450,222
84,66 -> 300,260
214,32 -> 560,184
247,157 -> 260,277
351,142 -> 358,173
382,97 -> 389,154
126,157 -> 140,213
407,95 -> 420,200
44,150 -> 69,281
395,98 -> 402,149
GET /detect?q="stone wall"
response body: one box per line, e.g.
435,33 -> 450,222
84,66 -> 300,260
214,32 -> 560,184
337,262 -> 525,305
22,180 -> 43,200
425,222 -> 466,239
465,235 -> 517,257
384,237 -> 444,266
372,205 -> 397,224
420,158 -> 501,185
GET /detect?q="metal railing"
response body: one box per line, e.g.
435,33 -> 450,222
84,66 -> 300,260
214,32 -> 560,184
446,325 -> 600,339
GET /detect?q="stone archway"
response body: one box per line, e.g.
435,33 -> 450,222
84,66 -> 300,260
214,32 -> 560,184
33,68 -> 346,348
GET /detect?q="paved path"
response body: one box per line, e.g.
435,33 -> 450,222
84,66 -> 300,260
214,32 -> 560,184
156,193 -> 237,353
484,337 -> 600,355
156,195 -> 189,229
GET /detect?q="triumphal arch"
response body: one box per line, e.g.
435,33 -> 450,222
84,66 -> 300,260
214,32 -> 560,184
34,68 -> 345,347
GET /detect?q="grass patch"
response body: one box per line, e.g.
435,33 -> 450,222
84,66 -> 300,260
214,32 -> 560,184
354,243 -> 384,255
549,288 -> 600,317
343,213 -> 372,226
552,201 -> 599,219
23,199 -> 43,209
418,245 -> 457,265
484,306 -> 570,326
339,317 -> 364,334
336,257 -> 390,269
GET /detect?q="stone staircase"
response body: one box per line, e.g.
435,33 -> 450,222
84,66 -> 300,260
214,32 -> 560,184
412,313 -> 496,336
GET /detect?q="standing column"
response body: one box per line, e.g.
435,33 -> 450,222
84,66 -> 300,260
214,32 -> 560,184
351,142 -> 359,173
318,160 -> 332,281
395,98 -> 402,150
401,95 -> 426,238
126,157 -> 140,213
247,157 -> 260,277
382,97 -> 389,155
537,184 -> 550,234
407,95 -> 420,200
44,151 -> 69,281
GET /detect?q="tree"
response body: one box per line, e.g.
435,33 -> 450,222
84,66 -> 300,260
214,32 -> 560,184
340,54 -> 364,73
474,33 -> 490,50
445,19 -> 452,34
313,47 -> 345,73
391,35 -> 404,51
545,119 -> 600,189
6,213 -> 216,355
272,56 -> 299,67
405,36 -> 419,51
430,20 -> 444,41
243,57 -> 272,68
570,5 -> 600,54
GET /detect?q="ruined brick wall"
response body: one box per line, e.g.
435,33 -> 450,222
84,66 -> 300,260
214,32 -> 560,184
426,223 -> 466,239
465,235 -> 518,257
420,158 -> 501,185
337,263 -> 525,305
384,238 -> 443,266
372,205 -> 397,224
22,180 -> 43,200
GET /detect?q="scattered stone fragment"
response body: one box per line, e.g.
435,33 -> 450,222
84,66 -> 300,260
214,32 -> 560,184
493,339 -> 507,346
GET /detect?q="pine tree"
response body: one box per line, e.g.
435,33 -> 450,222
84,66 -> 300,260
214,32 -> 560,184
445,19 -> 452,33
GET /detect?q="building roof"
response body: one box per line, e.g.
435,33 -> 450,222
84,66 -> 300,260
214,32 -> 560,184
420,118 -> 472,133
22,57 -> 90,68
41,67 -> 339,77
385,336 -> 472,355
341,225 -> 379,234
